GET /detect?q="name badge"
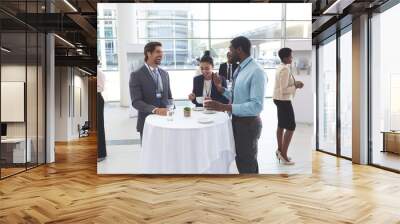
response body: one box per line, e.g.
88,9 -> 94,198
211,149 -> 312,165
156,93 -> 162,98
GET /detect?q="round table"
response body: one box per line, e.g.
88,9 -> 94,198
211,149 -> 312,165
141,108 -> 236,174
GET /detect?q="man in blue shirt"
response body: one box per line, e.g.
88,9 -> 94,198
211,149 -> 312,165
205,36 -> 265,174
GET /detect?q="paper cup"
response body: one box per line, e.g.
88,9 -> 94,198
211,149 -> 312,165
196,96 -> 204,104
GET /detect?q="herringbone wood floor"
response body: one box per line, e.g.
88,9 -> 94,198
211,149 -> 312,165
1,135 -> 400,224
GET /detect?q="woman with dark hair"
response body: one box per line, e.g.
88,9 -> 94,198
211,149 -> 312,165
188,53 -> 228,107
273,47 -> 304,165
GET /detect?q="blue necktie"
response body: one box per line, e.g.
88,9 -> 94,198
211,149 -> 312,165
152,68 -> 163,93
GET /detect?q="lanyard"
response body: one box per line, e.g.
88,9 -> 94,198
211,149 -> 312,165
234,57 -> 252,80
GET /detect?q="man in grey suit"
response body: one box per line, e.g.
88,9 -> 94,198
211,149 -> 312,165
129,42 -> 172,141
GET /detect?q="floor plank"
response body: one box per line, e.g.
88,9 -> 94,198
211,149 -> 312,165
1,135 -> 400,223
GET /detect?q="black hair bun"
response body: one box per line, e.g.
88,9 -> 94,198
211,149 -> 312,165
200,52 -> 214,66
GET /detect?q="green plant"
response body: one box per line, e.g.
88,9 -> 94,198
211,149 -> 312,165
184,107 -> 191,111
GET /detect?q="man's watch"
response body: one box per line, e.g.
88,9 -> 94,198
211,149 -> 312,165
152,108 -> 158,114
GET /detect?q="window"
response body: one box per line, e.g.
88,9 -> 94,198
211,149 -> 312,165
286,3 -> 312,20
370,3 -> 400,171
105,40 -> 114,54
97,3 -> 312,99
340,29 -> 352,158
318,37 -> 337,155
98,6 -> 118,71
210,3 -> 282,20
104,27 -> 113,38
210,21 -> 282,39
104,9 -> 112,17
286,21 -> 311,39
97,40 -> 101,56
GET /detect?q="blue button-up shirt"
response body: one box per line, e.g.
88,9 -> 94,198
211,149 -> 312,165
223,56 -> 266,117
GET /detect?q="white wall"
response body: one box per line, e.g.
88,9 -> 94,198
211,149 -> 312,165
287,39 -> 314,125
1,65 -> 41,137
1,63 -> 47,164
54,67 -> 89,141
55,67 -> 69,141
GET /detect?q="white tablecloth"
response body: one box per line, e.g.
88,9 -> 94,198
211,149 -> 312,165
141,108 -> 236,174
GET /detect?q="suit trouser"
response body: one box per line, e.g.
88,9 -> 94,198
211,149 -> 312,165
97,93 -> 107,158
232,116 -> 262,174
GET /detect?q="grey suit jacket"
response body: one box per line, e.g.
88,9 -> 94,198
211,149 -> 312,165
129,64 -> 172,132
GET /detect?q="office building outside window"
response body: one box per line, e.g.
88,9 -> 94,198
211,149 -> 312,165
97,3 -> 312,100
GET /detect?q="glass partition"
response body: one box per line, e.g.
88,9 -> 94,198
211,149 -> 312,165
339,29 -> 352,158
0,1 -> 46,179
317,36 -> 337,155
370,3 -> 400,171
1,31 -> 28,178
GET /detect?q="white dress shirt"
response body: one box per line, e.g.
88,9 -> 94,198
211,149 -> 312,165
97,67 -> 105,93
226,63 -> 233,80
203,79 -> 212,97
272,63 -> 296,101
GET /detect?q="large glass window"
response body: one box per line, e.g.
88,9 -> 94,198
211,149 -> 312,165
316,24 -> 353,160
317,37 -> 337,154
286,3 -> 312,20
370,3 -> 400,171
98,6 -> 118,71
98,3 -> 312,100
340,29 -> 352,158
210,3 -> 283,20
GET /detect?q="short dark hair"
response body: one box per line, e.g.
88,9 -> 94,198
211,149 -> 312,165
200,53 -> 214,67
278,48 -> 292,61
144,41 -> 162,61
230,36 -> 251,55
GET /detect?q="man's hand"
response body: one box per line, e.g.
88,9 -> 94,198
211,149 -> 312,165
154,108 -> 168,116
204,100 -> 231,112
188,93 -> 196,101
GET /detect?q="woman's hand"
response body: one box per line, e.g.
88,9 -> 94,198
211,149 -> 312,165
212,73 -> 224,93
295,81 -> 304,89
188,93 -> 196,101
204,96 -> 212,101
212,73 -> 222,87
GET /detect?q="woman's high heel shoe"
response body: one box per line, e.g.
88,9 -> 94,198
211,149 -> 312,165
276,149 -> 291,161
275,150 -> 280,160
276,151 -> 295,165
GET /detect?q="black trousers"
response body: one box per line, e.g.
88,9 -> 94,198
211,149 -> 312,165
97,93 -> 107,158
232,116 -> 262,174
